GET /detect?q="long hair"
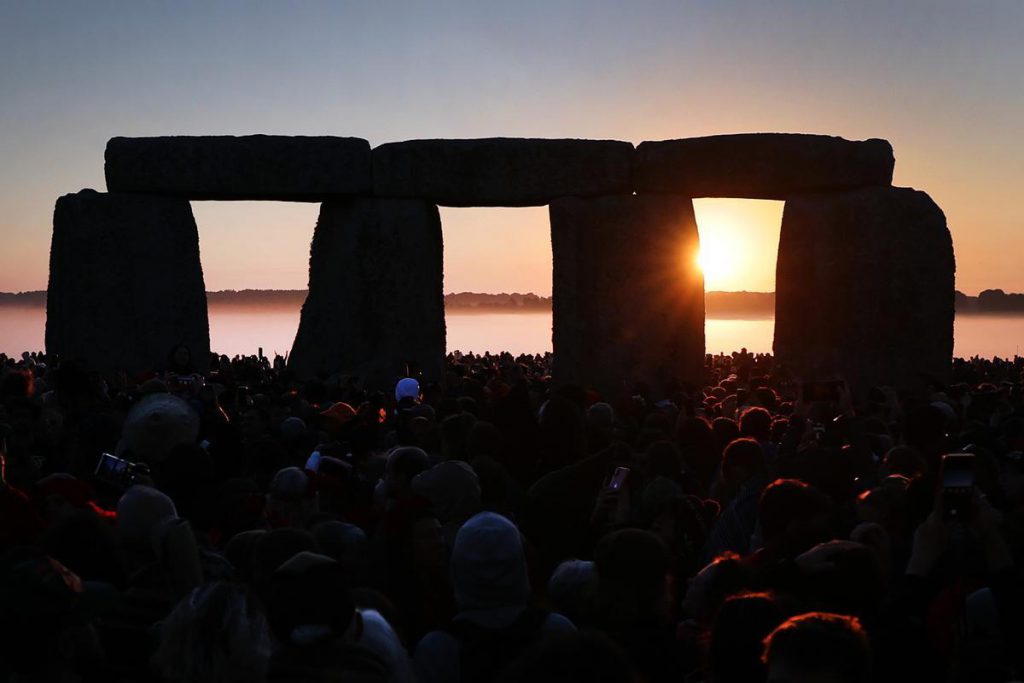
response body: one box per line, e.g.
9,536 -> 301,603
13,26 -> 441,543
154,582 -> 272,683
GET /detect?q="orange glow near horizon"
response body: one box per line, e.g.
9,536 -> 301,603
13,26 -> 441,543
692,198 -> 785,292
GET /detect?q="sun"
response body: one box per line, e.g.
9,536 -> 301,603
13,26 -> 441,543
695,241 -> 733,286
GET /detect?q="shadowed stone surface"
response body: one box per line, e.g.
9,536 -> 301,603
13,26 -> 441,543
46,190 -> 210,372
635,133 -> 894,199
105,136 -> 372,201
774,186 -> 954,395
550,195 -> 704,394
290,198 -> 445,387
373,138 -> 634,207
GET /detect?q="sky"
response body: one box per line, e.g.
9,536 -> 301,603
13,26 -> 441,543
1,1 -> 1021,297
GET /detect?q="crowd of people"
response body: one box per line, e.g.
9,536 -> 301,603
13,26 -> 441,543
1,345 -> 1022,682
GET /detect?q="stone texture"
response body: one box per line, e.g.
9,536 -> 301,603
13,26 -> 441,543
289,198 -> 445,387
46,190 -> 210,372
105,136 -> 372,200
550,195 -> 704,395
774,186 -> 954,395
635,133 -> 894,199
373,138 -> 634,207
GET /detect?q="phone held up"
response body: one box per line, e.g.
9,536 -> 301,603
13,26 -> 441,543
608,466 -> 630,491
94,453 -> 149,491
940,453 -> 975,520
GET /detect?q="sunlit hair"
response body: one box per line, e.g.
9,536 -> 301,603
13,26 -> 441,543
739,406 -> 772,441
154,582 -> 271,683
762,612 -> 870,683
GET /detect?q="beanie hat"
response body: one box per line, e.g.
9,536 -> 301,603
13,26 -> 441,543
279,416 -> 308,441
450,512 -> 530,611
117,485 -> 177,544
395,377 -> 420,403
268,467 -> 313,501
412,461 -> 482,524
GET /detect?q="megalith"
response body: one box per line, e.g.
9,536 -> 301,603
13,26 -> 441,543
46,190 -> 210,373
550,194 -> 704,395
373,138 -> 634,206
105,136 -> 373,201
635,133 -> 894,199
774,186 -> 954,394
289,198 -> 445,387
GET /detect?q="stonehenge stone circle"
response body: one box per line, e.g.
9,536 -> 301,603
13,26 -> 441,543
373,138 -> 634,206
289,198 -> 446,386
105,136 -> 372,201
47,131 -> 955,393
550,194 -> 704,394
774,186 -> 954,395
46,190 -> 210,373
635,133 -> 894,199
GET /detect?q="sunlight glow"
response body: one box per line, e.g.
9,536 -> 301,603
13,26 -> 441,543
696,242 -> 734,285
692,199 -> 785,292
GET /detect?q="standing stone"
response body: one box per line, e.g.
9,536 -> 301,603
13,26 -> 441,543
290,199 -> 445,387
550,195 -> 704,395
774,186 -> 954,395
373,138 -> 634,206
105,136 -> 373,201
46,190 -> 210,373
635,133 -> 894,199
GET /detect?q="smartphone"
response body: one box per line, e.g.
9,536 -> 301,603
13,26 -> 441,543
736,388 -> 749,406
802,380 -> 844,403
608,466 -> 630,491
94,452 -> 147,489
95,452 -> 130,481
941,453 -> 975,520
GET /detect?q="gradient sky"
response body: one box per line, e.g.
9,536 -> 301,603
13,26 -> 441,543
2,1 -> 1021,297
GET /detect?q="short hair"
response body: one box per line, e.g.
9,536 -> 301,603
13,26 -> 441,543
757,479 -> 832,543
762,612 -> 871,683
721,438 -> 764,482
386,446 -> 429,485
740,407 -> 772,442
882,446 -> 927,479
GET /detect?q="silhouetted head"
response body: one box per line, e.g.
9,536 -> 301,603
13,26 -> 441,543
166,344 -> 195,373
383,446 -> 430,498
722,438 -> 765,486
740,407 -> 773,443
537,396 -> 586,469
881,445 -> 927,479
594,529 -> 672,624
758,479 -> 833,553
264,552 -> 354,647
644,440 -> 683,480
682,551 -> 751,623
709,592 -> 785,683
450,512 -> 529,612
762,612 -> 871,683
251,528 -> 319,590
711,417 -> 740,451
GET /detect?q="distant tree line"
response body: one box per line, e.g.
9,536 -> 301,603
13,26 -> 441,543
955,289 -> 1024,313
5,288 -> 1024,314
